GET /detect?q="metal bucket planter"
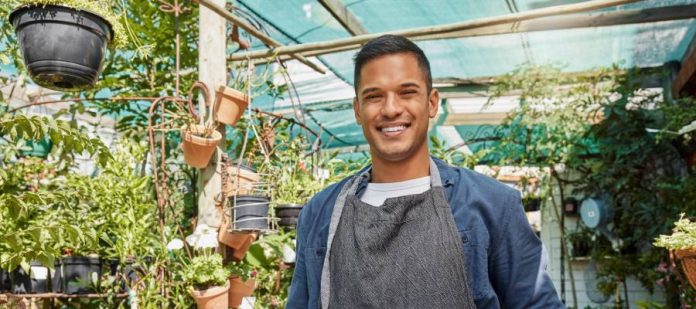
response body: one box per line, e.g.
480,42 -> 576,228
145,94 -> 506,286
275,204 -> 304,228
215,86 -> 249,126
10,5 -> 113,91
231,195 -> 270,230
61,256 -> 102,294
675,248 -> 696,290
10,261 -> 51,294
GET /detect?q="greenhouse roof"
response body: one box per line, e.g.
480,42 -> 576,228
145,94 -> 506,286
231,0 -> 696,151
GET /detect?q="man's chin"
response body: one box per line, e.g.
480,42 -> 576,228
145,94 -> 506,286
372,145 -> 414,163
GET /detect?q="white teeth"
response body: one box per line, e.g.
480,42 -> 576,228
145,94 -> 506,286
382,126 -> 406,133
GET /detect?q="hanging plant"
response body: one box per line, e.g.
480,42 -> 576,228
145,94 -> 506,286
9,0 -> 127,91
180,82 -> 222,169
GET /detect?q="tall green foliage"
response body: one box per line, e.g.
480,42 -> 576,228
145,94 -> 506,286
489,64 -> 696,306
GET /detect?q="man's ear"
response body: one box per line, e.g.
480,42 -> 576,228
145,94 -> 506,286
428,88 -> 440,118
353,97 -> 361,125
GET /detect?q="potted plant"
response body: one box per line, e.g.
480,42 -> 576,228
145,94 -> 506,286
181,254 -> 231,309
9,0 -> 127,91
180,83 -> 222,169
214,85 -> 249,126
566,230 -> 592,258
175,225 -> 232,308
655,214 -> 696,289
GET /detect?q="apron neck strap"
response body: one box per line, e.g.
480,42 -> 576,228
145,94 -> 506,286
354,157 -> 443,190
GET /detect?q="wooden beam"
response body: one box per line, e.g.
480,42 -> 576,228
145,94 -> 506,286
194,0 -> 326,74
672,23 -> 696,97
443,112 -> 510,126
236,2 -> 696,62
198,0 -> 226,228
318,0 -> 367,36
414,3 -> 696,41
228,0 -> 641,61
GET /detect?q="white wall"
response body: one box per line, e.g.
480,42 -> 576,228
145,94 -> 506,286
540,183 -> 666,308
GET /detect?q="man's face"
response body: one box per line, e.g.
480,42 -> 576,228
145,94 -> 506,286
353,53 -> 439,163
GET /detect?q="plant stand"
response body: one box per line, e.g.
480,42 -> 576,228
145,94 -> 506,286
675,248 -> 696,289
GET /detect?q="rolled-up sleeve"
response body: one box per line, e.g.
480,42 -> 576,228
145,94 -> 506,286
286,205 -> 310,309
490,192 -> 565,308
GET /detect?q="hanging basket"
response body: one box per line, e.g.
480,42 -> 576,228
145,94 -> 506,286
10,5 -> 113,91
181,125 -> 222,168
214,86 -> 249,126
190,282 -> 229,309
675,248 -> 696,290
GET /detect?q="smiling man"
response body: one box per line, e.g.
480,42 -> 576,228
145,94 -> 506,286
287,35 -> 564,309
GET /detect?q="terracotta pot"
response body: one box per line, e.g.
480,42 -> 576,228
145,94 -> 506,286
675,248 -> 696,289
228,276 -> 255,308
218,218 -> 258,261
215,86 -> 249,126
223,165 -> 260,196
190,282 -> 230,309
181,125 -> 222,168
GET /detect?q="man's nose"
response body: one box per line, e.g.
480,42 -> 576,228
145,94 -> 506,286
381,93 -> 404,118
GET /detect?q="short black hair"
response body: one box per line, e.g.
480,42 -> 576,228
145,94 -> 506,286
353,34 -> 432,95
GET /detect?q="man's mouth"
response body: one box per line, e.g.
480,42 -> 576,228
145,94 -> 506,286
378,124 -> 410,137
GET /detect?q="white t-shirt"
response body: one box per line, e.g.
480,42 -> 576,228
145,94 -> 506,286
359,176 -> 431,206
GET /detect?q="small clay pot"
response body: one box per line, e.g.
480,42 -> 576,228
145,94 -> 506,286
218,217 -> 258,261
190,281 -> 230,309
228,276 -> 255,308
181,124 -> 222,168
215,86 -> 249,126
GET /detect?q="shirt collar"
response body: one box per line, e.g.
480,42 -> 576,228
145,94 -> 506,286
354,156 -> 456,194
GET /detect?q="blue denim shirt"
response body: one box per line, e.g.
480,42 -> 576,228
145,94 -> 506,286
287,157 -> 564,309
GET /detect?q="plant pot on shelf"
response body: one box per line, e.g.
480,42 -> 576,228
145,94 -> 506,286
218,217 -> 258,262
9,5 -> 113,91
10,261 -> 51,294
230,195 -> 270,230
229,276 -> 255,308
523,198 -> 541,212
275,204 -> 304,228
215,86 -> 249,126
0,267 -> 9,292
190,281 -> 230,309
675,248 -> 696,289
224,164 -> 260,196
61,256 -> 102,294
181,124 -> 222,168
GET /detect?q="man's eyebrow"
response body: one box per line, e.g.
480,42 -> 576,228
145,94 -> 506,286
401,82 -> 421,88
360,87 -> 380,96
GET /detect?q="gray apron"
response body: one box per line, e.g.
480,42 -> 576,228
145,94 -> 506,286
320,158 -> 475,309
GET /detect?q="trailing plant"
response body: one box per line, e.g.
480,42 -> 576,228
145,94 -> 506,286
655,214 -> 696,250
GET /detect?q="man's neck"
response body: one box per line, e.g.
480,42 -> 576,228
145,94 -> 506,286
370,149 -> 430,183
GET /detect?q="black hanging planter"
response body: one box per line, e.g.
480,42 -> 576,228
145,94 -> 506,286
523,198 -> 541,212
232,195 -> 270,230
10,261 -> 51,294
0,267 -> 10,292
275,204 -> 304,228
62,256 -> 102,294
9,4 -> 113,91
